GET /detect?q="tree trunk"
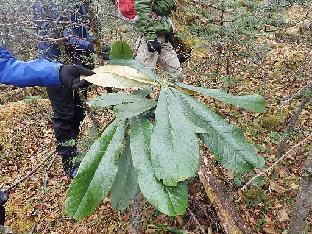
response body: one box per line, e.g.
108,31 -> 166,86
199,158 -> 252,234
288,147 -> 312,234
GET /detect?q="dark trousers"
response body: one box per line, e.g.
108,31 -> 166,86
47,49 -> 93,172
47,86 -> 87,173
0,205 -> 5,226
46,86 -> 85,154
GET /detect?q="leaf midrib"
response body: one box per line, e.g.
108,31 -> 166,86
74,124 -> 120,216
165,89 -> 179,177
115,146 -> 132,208
136,117 -> 176,215
177,90 -> 255,165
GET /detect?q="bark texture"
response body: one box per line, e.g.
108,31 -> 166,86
199,158 -> 252,234
288,147 -> 312,234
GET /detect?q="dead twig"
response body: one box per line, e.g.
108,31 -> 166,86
5,151 -> 56,193
277,82 -> 312,158
43,153 -> 58,192
241,135 -> 312,191
187,208 -> 206,234
28,224 -> 37,234
282,81 -> 312,105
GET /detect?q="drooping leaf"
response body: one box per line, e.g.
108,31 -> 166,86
111,59 -> 160,82
177,83 -> 265,113
114,99 -> 157,119
88,93 -> 146,108
150,87 -> 200,186
65,119 -> 126,220
110,141 -> 138,211
110,41 -> 133,60
83,65 -> 156,88
130,116 -> 188,216
173,89 -> 265,174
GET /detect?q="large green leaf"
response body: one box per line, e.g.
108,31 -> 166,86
83,65 -> 156,88
177,83 -> 265,113
130,116 -> 188,216
173,89 -> 265,174
111,59 -> 160,82
65,119 -> 126,220
97,40 -> 160,84
110,41 -> 133,60
114,99 -> 157,119
110,141 -> 138,211
110,40 -> 159,81
150,87 -> 200,186
88,93 -> 146,108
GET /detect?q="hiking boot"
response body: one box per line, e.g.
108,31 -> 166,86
61,153 -> 80,179
65,162 -> 80,179
145,111 -> 155,123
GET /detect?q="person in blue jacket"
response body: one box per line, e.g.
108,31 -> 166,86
0,45 -> 93,88
0,44 -> 94,230
32,0 -> 95,178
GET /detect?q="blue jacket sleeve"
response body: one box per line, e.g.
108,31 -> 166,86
0,46 -> 62,87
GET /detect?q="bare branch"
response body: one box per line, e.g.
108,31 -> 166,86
241,135 -> 312,191
4,151 -> 56,193
187,208 -> 206,234
43,153 -> 58,192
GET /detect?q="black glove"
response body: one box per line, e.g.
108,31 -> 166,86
147,39 -> 162,53
60,65 -> 95,90
102,46 -> 111,61
165,32 -> 176,49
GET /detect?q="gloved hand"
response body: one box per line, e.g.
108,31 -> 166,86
102,46 -> 111,61
147,39 -> 161,53
60,65 -> 95,90
165,32 -> 176,49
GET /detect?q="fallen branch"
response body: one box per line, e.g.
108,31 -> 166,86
43,153 -> 58,192
288,147 -> 312,234
277,82 -> 312,158
199,158 -> 252,234
4,151 -> 56,193
241,135 -> 312,191
187,208 -> 206,234
282,81 -> 312,105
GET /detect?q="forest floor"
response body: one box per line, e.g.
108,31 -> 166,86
1,13 -> 312,234
0,93 -> 223,233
